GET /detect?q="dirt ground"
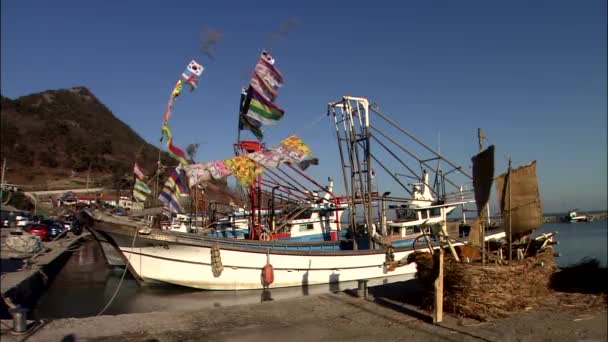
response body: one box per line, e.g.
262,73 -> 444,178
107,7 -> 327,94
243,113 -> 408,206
1,289 -> 606,342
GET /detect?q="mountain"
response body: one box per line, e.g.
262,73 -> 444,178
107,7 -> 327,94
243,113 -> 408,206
0,87 -> 174,190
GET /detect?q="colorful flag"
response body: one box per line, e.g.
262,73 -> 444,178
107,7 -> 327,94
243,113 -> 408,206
239,115 -> 264,140
161,122 -> 173,142
132,163 -> 151,202
181,135 -> 317,188
187,60 -> 204,76
251,56 -> 283,102
168,141 -> 190,166
244,86 -> 284,126
171,80 -> 183,98
133,189 -> 148,202
161,123 -> 190,165
280,135 -> 312,154
181,60 -> 203,92
181,73 -> 198,91
133,163 -> 145,179
224,155 -> 262,187
163,98 -> 173,123
165,167 -> 189,196
158,168 -> 189,213
260,50 -> 275,65
134,179 -> 151,194
158,188 -> 182,213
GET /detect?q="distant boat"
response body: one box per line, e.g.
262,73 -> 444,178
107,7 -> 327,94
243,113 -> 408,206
563,210 -> 591,223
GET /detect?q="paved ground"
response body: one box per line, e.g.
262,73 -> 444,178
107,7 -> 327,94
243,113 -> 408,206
1,290 -> 605,342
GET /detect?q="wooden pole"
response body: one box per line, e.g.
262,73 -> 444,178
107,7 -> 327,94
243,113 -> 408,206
433,247 -> 444,323
441,208 -> 460,261
478,128 -> 487,265
508,157 -> 513,261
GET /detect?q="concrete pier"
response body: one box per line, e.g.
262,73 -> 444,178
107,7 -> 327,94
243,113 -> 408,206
0,290 -> 605,341
1,230 -> 88,319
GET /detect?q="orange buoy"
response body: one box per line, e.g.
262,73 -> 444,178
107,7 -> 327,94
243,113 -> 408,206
262,250 -> 274,287
262,263 -> 274,286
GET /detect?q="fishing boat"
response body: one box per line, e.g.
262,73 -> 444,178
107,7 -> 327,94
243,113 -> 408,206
207,178 -> 350,242
83,49 -> 511,290
562,210 -> 591,223
83,91 -> 508,290
82,210 -> 505,290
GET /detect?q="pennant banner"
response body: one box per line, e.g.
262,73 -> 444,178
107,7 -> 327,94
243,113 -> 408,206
245,86 -> 284,126
158,167 -> 189,213
163,60 -> 204,123
239,50 -> 284,140
132,163 -> 151,202
133,163 -> 145,180
161,123 -> 190,166
134,179 -> 151,194
251,54 -> 283,102
183,134 -> 316,188
224,155 -> 262,187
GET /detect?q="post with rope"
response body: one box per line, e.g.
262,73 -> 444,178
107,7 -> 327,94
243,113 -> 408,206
433,208 -> 446,323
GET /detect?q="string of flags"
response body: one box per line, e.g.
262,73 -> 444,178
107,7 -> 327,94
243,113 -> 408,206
157,58 -> 204,214
239,50 -> 285,140
183,134 -> 317,188
132,163 -> 152,202
163,59 -> 205,124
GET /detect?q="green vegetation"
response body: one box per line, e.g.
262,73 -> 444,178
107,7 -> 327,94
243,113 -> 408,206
0,87 -> 173,185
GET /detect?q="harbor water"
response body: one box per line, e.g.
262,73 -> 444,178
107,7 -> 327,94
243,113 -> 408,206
33,220 -> 607,319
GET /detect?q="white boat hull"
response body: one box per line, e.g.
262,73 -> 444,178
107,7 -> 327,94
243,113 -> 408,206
119,244 -> 419,290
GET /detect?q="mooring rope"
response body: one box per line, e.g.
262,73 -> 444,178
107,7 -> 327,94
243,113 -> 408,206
96,228 -> 139,316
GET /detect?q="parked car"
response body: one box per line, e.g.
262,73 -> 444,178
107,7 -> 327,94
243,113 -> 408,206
47,221 -> 65,239
16,213 -> 32,228
59,215 -> 77,231
42,219 -> 71,239
110,207 -> 128,216
31,215 -> 46,223
2,216 -> 16,228
25,223 -> 49,241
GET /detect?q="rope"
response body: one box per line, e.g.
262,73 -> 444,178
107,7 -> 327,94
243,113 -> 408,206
291,112 -> 327,137
96,228 -> 138,316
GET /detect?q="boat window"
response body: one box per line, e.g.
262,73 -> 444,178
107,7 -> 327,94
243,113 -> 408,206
395,209 -> 417,220
430,207 -> 441,217
299,224 -> 314,231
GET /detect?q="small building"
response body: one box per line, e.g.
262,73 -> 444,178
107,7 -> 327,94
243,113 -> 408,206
73,193 -> 120,207
118,196 -> 144,210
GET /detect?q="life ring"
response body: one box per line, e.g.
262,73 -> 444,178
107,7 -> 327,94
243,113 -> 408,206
259,232 -> 271,241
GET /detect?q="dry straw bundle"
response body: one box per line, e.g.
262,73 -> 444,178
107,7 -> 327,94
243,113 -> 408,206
413,249 -> 556,321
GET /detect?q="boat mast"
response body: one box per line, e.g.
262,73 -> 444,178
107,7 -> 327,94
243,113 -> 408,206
478,128 -> 487,265
507,157 -> 512,261
330,97 -> 375,249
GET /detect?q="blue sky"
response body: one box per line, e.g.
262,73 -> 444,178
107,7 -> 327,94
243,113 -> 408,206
2,0 -> 606,213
